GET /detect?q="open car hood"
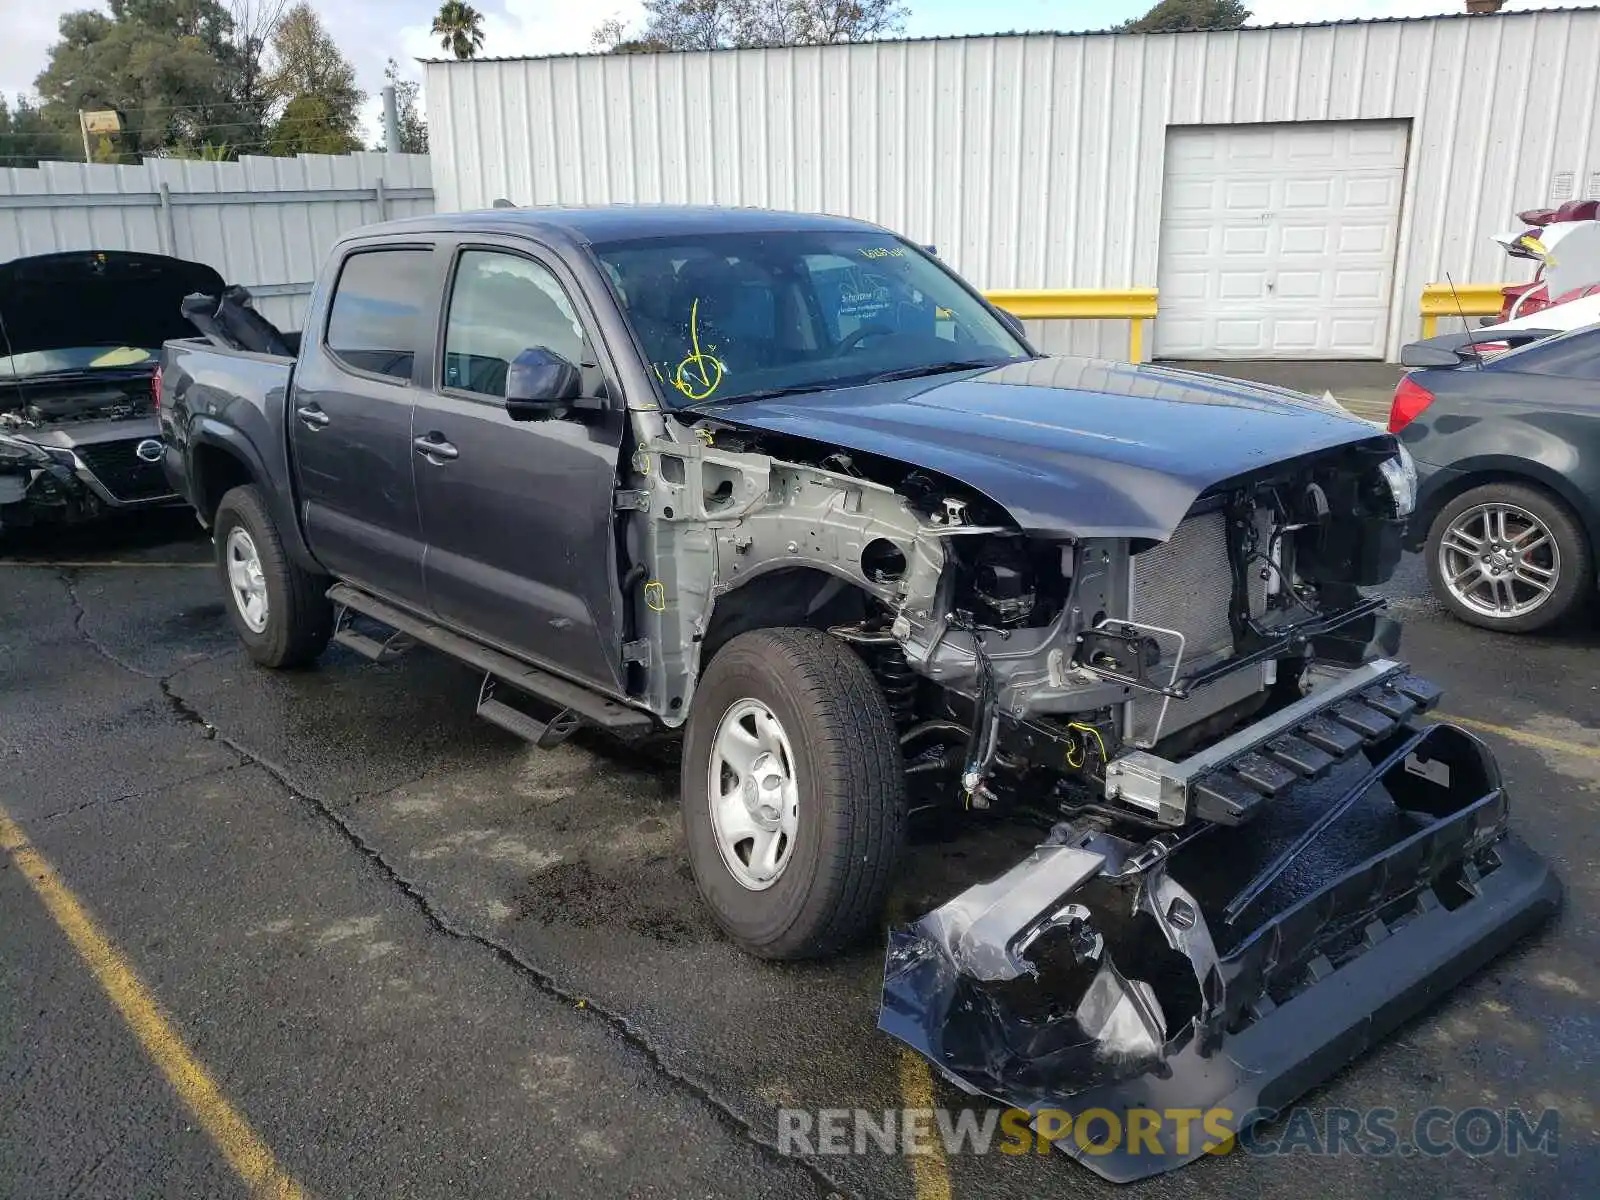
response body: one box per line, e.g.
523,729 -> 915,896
0,250 -> 225,360
697,356 -> 1391,542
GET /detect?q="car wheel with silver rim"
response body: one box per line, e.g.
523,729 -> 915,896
212,484 -> 334,668
708,698 -> 801,890
224,526 -> 270,633
681,627 -> 905,960
1426,482 -> 1593,633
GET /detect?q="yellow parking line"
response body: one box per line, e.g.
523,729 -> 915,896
1434,713 -> 1600,762
0,804 -> 307,1199
897,1050 -> 953,1200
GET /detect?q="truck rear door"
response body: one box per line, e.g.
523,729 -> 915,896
410,239 -> 630,694
289,244 -> 435,608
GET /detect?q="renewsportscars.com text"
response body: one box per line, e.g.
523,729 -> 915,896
777,1105 -> 1560,1159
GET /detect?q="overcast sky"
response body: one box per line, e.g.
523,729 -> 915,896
0,1 -> 1574,146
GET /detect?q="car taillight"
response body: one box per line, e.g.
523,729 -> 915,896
151,365 -> 163,413
1388,375 -> 1434,433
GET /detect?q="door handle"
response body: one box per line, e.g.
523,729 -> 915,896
413,435 -> 459,461
296,405 -> 330,429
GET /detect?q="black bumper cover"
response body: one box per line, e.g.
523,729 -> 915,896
879,722 -> 1561,1182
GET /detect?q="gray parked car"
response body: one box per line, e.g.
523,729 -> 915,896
1393,322 -> 1600,632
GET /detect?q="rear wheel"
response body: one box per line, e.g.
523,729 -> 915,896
681,627 -> 905,960
213,484 -> 333,667
1426,482 -> 1592,633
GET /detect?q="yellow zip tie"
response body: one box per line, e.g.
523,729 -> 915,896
1067,721 -> 1109,764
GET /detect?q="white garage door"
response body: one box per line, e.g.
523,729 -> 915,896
1155,121 -> 1408,360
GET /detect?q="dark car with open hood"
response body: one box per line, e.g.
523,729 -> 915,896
158,206 -> 1559,1181
0,250 -> 223,534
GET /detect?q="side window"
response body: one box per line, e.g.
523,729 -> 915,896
443,250 -> 585,398
324,249 -> 432,381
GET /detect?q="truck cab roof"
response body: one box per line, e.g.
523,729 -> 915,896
339,205 -> 888,249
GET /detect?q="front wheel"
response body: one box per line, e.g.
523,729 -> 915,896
1426,482 -> 1593,633
681,628 -> 905,960
213,484 -> 333,667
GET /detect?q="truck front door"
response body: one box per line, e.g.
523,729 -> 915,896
411,242 -> 629,694
290,244 -> 435,607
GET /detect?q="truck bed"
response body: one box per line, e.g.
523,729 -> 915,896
159,338 -> 300,519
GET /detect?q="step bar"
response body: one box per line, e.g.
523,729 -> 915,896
326,584 -> 655,740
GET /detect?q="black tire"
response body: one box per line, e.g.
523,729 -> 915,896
213,484 -> 333,667
681,627 -> 905,960
1426,481 -> 1593,633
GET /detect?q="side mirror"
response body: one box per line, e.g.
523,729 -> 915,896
504,347 -> 582,420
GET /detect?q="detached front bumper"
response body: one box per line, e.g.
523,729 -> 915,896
880,684 -> 1561,1182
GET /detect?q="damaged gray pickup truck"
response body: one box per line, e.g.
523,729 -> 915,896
160,207 -> 1559,1180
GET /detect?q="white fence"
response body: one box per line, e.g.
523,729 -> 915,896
0,152 -> 434,329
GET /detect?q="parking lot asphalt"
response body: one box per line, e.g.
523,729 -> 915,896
2,511 -> 1595,1199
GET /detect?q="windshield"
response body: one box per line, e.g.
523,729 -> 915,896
592,230 -> 1029,406
0,344 -> 156,380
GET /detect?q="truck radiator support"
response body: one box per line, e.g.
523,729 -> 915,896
879,675 -> 1560,1182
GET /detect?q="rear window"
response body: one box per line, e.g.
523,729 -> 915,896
325,249 -> 432,381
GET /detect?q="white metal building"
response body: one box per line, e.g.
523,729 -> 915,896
425,9 -> 1600,362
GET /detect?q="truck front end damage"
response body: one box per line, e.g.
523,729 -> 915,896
623,379 -> 1557,1178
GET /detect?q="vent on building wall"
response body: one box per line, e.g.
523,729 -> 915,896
1551,171 -> 1576,203
1585,172 -> 1600,201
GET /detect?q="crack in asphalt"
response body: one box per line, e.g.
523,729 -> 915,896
59,584 -> 850,1197
57,569 -> 157,679
39,761 -> 249,823
182,712 -> 850,1197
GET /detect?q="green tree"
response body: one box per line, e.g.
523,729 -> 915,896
29,0 -> 292,161
0,95 -> 71,167
374,59 -> 428,154
223,0 -> 289,150
262,3 -> 363,153
432,1 -> 485,60
267,94 -> 359,154
34,1 -> 242,160
592,0 -> 907,51
1123,0 -> 1251,32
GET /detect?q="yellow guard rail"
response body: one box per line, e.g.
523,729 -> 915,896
984,288 -> 1160,361
1418,283 -> 1508,339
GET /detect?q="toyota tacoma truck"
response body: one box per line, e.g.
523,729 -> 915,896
161,207 -> 1559,1180
0,250 -> 224,533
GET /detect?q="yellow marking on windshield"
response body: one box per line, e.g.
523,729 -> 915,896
672,298 -> 725,401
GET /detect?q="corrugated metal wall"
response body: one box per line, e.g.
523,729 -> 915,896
425,11 -> 1600,360
0,152 -> 433,328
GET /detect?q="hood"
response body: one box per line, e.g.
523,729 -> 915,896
0,251 -> 226,360
698,356 -> 1391,541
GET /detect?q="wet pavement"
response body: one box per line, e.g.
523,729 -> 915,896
1,511 -> 1595,1198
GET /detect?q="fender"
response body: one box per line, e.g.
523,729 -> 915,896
1414,445 -> 1600,554
190,417 -> 323,574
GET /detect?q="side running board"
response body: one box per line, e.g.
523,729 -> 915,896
326,584 -> 655,742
